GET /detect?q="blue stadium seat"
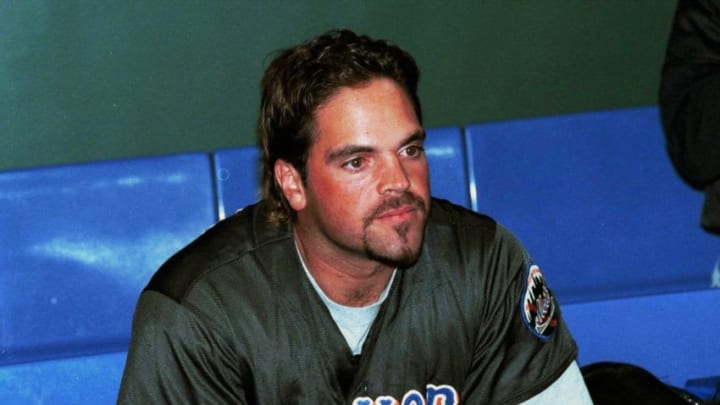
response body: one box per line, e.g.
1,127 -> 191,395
563,288 -> 720,388
0,351 -> 127,405
4,108 -> 713,403
425,127 -> 470,208
0,153 -> 217,367
465,106 -> 718,303
213,146 -> 261,219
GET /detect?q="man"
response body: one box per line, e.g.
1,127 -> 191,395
118,29 -> 591,404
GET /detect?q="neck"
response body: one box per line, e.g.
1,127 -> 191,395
293,228 -> 395,307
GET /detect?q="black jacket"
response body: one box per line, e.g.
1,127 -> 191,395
660,0 -> 720,234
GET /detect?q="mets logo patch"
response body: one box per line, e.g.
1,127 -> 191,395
521,263 -> 558,339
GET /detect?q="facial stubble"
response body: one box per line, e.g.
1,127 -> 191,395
361,192 -> 428,268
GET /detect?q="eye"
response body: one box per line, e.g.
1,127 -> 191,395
342,157 -> 366,171
402,144 -> 424,158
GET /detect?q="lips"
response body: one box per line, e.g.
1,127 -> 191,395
362,192 -> 427,229
374,205 -> 416,221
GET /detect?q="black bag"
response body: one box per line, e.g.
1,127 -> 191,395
581,362 -> 712,405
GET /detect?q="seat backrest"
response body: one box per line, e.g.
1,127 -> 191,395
465,106 -> 718,303
213,146 -> 261,219
563,288 -> 720,389
425,126 -> 471,208
0,153 -> 217,365
0,351 -> 128,404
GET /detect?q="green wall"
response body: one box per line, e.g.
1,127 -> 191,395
1,1 -> 677,171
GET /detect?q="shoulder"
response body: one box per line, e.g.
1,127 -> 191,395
427,198 -> 527,261
417,199 -> 531,309
145,201 -> 292,302
421,199 -> 534,313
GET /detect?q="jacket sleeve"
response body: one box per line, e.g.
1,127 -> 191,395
117,290 -> 248,404
460,228 -> 579,404
659,0 -> 720,188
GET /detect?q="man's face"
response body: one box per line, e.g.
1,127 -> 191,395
289,78 -> 430,268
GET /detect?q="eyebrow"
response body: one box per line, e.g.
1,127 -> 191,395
325,130 -> 426,164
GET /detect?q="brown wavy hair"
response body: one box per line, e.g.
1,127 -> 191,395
257,29 -> 422,225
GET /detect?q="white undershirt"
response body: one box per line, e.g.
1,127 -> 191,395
296,245 -> 396,355
520,361 -> 593,404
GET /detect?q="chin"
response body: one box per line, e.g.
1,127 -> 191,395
365,247 -> 421,269
362,212 -> 428,267
364,235 -> 424,268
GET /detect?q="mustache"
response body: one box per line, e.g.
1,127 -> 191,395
363,192 -> 427,226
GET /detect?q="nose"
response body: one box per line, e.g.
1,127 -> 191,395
377,156 -> 411,194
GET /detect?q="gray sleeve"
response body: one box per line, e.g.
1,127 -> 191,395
461,228 -> 578,404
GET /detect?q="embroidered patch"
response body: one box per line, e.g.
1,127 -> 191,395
521,263 -> 558,339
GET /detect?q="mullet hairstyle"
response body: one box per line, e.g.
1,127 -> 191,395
257,28 -> 422,225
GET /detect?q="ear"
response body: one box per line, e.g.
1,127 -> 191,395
274,159 -> 307,211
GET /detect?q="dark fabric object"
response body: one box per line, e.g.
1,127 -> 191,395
660,0 -> 720,187
659,0 -> 720,235
581,362 -> 703,405
702,180 -> 720,233
686,375 -> 720,402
